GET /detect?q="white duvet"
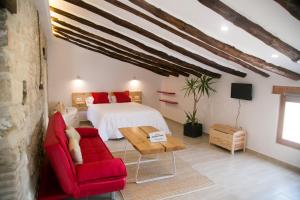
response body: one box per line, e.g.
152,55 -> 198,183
87,102 -> 170,141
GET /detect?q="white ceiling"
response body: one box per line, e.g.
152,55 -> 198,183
43,0 -> 300,78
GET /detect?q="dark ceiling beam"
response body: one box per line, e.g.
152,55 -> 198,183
61,0 -> 246,78
54,33 -> 171,77
274,0 -> 300,21
50,7 -> 222,79
53,26 -> 183,77
52,19 -> 190,77
104,0 -> 269,77
56,31 -> 179,77
198,0 -> 300,62
129,0 -> 300,80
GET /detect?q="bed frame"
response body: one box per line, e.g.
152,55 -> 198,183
72,91 -> 142,111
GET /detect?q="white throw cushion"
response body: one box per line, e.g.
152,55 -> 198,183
110,95 -> 117,103
68,137 -> 83,164
66,126 -> 81,141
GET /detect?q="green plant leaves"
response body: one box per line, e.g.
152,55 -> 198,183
198,75 -> 216,97
183,77 -> 198,97
185,110 -> 198,125
182,75 -> 216,124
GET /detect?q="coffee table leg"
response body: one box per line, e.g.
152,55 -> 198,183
135,154 -> 142,182
172,151 -> 176,175
135,152 -> 176,184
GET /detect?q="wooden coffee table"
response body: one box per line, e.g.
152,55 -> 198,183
118,126 -> 186,184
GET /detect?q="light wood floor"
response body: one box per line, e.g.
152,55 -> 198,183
86,119 -> 300,200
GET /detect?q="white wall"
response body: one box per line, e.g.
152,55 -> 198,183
47,38 -> 162,111
160,72 -> 300,168
160,75 -> 212,126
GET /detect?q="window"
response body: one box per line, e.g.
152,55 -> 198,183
277,93 -> 300,150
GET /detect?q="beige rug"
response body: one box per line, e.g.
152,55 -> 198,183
113,151 -> 214,200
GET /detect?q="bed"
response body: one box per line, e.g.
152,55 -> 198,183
87,102 -> 170,141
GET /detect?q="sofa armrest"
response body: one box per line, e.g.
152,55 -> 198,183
76,158 -> 127,183
75,128 -> 99,138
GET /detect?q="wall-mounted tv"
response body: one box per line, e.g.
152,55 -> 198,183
231,83 -> 252,101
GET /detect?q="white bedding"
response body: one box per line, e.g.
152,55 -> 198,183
87,102 -> 170,141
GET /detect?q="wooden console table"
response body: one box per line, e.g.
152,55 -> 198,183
209,124 -> 246,155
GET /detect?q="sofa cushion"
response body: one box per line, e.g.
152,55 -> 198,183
76,159 -> 127,183
80,137 -> 113,163
66,126 -> 81,141
45,144 -> 79,196
75,128 -> 99,138
69,137 -> 83,164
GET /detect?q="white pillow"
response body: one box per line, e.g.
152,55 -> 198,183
108,94 -> 112,103
110,95 -> 117,103
68,137 -> 83,164
85,96 -> 94,106
66,126 -> 81,141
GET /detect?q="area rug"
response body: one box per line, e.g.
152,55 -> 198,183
113,151 -> 214,200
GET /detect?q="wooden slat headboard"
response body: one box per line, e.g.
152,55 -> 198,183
72,91 -> 142,111
72,92 -> 91,111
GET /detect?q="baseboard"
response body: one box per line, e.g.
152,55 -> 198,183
246,148 -> 300,173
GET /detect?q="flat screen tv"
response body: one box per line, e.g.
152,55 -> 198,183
231,83 -> 252,100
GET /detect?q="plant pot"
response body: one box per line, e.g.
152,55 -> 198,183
184,122 -> 203,137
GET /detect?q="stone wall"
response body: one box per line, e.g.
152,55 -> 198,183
0,0 -> 48,199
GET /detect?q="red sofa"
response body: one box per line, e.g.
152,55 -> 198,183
38,112 -> 127,199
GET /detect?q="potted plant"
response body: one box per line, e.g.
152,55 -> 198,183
183,75 -> 216,137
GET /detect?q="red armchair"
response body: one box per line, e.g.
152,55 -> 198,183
38,112 -> 126,199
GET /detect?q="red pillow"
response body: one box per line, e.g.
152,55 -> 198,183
91,92 -> 109,104
113,91 -> 131,103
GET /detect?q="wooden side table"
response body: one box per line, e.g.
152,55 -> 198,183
209,124 -> 246,155
129,91 -> 142,104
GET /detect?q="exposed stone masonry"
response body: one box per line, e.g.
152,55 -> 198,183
0,0 -> 48,199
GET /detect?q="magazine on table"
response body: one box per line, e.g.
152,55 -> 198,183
148,131 -> 167,142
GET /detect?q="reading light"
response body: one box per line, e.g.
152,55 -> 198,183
72,76 -> 84,91
220,25 -> 229,32
271,54 -> 279,58
129,76 -> 140,91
